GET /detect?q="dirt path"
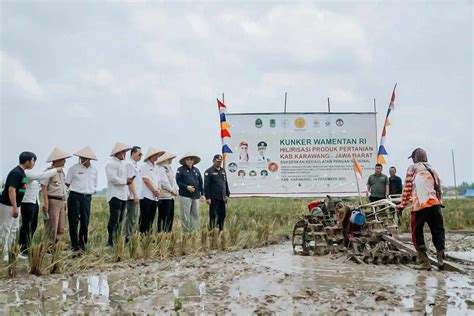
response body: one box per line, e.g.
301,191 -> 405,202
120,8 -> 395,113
0,240 -> 473,314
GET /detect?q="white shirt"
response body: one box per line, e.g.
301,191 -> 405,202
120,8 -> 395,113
140,160 -> 160,201
65,163 -> 98,195
23,169 -> 58,204
125,159 -> 142,200
105,157 -> 129,202
158,164 -> 178,200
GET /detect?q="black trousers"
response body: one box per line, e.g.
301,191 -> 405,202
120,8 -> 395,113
369,196 -> 385,203
139,198 -> 157,235
68,191 -> 92,251
108,197 -> 126,246
19,202 -> 39,253
209,199 -> 226,231
411,205 -> 445,252
157,199 -> 174,232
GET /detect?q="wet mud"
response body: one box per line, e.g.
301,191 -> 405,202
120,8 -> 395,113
0,234 -> 473,315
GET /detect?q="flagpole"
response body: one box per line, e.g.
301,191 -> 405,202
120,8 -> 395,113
284,92 -> 287,113
373,98 -> 378,153
353,165 -> 363,206
327,97 -> 331,112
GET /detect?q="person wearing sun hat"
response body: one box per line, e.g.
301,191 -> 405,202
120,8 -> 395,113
65,146 -> 98,252
105,142 -> 133,247
139,147 -> 164,235
176,152 -> 203,233
156,152 -> 178,232
41,147 -> 72,244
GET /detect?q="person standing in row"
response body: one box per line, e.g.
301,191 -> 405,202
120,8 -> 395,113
388,166 -> 403,196
65,146 -> 98,253
204,154 -> 230,231
19,165 -> 61,257
125,146 -> 142,241
397,148 -> 446,270
106,142 -> 133,247
0,152 -> 37,261
139,147 -> 164,235
366,163 -> 389,202
157,152 -> 178,232
176,153 -> 203,233
41,148 -> 71,244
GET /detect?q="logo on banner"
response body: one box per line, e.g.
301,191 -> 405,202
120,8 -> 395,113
336,118 -> 344,127
294,117 -> 306,129
313,118 -> 320,127
255,118 -> 263,128
324,119 -> 331,127
269,119 -> 276,128
282,119 -> 289,127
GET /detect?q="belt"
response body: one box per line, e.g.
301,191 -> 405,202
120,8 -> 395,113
70,191 -> 92,198
48,195 -> 65,201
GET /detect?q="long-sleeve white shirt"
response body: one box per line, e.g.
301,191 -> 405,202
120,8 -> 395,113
158,164 -> 178,200
23,169 -> 58,204
65,163 -> 98,195
105,157 -> 129,202
125,159 -> 142,200
140,160 -> 160,201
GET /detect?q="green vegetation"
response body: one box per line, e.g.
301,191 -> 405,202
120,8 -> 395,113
0,196 -> 472,278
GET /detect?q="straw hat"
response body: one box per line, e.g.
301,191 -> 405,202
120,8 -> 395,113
47,147 -> 72,162
144,147 -> 165,162
156,152 -> 177,165
74,146 -> 98,161
179,152 -> 201,166
110,142 -> 131,156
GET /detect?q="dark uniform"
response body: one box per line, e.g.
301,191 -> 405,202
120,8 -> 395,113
204,165 -> 230,231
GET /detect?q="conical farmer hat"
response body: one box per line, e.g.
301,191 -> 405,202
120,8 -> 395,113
110,142 -> 131,156
156,152 -> 177,165
144,147 -> 165,162
74,146 -> 98,160
47,147 -> 72,162
179,152 -> 201,166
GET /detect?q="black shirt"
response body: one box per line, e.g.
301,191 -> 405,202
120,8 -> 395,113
176,165 -> 203,199
204,166 -> 230,201
389,175 -> 403,195
0,166 -> 27,207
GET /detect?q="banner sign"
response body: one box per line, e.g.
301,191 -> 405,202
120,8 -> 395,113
225,112 -> 376,197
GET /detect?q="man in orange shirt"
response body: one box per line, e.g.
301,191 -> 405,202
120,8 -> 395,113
397,148 -> 445,270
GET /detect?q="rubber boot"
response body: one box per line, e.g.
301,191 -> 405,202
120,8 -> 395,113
436,250 -> 445,270
414,251 -> 432,271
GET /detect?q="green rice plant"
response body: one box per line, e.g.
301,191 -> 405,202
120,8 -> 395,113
113,235 -> 125,262
8,243 -> 20,277
128,232 -> 141,260
27,229 -> 49,276
200,229 -> 208,252
50,241 -> 66,274
141,233 -> 154,260
210,228 -> 220,250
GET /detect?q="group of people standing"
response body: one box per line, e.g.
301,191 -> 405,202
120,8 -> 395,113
0,142 -> 230,260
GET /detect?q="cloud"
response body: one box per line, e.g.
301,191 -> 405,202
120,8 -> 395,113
67,104 -> 92,118
0,51 -> 44,98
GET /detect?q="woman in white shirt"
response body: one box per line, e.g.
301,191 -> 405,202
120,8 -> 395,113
156,152 -> 178,232
139,147 -> 164,235
19,166 -> 61,255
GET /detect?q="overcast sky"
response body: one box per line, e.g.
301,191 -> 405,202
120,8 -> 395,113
1,1 -> 472,190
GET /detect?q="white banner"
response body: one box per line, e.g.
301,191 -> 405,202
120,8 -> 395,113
225,112 -> 377,197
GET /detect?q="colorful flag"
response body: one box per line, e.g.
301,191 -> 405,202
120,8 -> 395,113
217,98 -> 233,160
377,84 -> 397,164
353,158 -> 363,179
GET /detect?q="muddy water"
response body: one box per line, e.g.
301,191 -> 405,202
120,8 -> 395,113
0,241 -> 473,315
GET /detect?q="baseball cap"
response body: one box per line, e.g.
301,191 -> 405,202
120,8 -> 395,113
213,154 -> 223,161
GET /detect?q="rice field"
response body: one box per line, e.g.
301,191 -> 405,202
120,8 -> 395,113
0,197 -> 472,278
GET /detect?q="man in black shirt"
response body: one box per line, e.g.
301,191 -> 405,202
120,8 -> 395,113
0,152 -> 37,261
204,154 -> 230,231
389,166 -> 403,196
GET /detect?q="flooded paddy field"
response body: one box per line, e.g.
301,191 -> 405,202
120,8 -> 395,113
0,234 -> 473,315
